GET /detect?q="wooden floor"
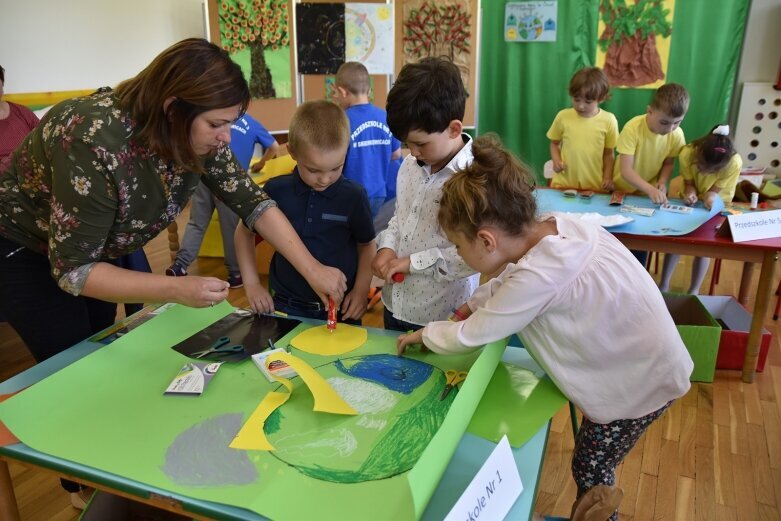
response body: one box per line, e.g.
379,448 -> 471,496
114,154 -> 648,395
1,208 -> 780,520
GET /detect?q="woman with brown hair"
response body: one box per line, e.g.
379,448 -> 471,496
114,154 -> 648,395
0,38 -> 347,365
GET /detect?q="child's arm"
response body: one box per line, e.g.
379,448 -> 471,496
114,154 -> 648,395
601,148 -> 615,191
549,141 -> 566,172
683,180 -> 698,206
234,223 -> 274,313
341,240 -> 377,320
619,154 -> 668,204
250,140 -> 281,173
701,190 -> 720,210
656,157 -> 675,194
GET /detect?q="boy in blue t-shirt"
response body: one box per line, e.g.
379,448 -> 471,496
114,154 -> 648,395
333,62 -> 401,217
235,101 -> 376,322
166,114 -> 279,288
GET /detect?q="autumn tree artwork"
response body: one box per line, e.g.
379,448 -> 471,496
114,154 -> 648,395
402,0 -> 471,89
598,0 -> 673,88
219,0 -> 290,99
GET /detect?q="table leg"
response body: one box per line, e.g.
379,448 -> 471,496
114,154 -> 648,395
738,262 -> 755,305
742,251 -> 778,383
0,460 -> 20,521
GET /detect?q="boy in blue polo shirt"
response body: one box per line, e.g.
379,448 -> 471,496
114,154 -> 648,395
235,100 -> 376,322
333,62 -> 402,217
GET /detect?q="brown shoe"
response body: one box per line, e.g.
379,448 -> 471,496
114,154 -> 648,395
570,484 -> 623,521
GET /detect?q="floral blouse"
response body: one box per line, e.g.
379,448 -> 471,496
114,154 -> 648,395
0,88 -> 274,295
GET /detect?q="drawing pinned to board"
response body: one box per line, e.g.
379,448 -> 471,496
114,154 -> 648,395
596,0 -> 674,88
504,1 -> 557,42
345,3 -> 394,74
402,0 -> 471,91
218,0 -> 292,99
296,3 -> 346,74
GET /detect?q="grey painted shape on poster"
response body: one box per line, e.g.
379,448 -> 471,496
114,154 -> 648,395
162,413 -> 258,487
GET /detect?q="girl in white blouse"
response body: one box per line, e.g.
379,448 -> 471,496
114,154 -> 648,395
397,134 -> 693,520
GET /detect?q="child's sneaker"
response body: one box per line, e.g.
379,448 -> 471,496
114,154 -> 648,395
227,274 -> 243,289
165,263 -> 187,277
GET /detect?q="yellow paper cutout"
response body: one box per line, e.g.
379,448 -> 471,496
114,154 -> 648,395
229,380 -> 291,450
230,352 -> 356,451
290,323 -> 368,355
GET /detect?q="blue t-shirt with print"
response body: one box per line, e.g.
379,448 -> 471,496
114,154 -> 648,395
343,104 -> 401,199
230,114 -> 276,170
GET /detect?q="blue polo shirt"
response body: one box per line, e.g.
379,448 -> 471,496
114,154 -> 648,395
230,115 -> 276,170
264,169 -> 375,303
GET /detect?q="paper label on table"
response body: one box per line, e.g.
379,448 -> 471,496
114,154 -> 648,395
164,362 -> 223,395
620,205 -> 655,217
443,435 -> 522,521
290,323 -> 368,355
726,209 -> 781,242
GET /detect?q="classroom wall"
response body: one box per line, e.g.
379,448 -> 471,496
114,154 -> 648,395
0,0 -> 204,93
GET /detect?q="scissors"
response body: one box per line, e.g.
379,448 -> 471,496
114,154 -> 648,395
191,336 -> 244,359
439,370 -> 468,400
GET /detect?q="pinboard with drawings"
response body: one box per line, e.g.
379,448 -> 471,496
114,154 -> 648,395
734,83 -> 781,178
206,0 -> 479,134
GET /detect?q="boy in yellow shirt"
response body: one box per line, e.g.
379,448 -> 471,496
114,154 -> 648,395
547,67 -> 619,190
613,83 -> 689,204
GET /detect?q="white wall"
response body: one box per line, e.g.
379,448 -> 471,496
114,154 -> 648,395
0,0 -> 205,94
736,0 -> 781,84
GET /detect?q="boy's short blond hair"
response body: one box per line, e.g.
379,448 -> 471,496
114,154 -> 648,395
651,83 -> 690,118
568,67 -> 610,101
335,62 -> 370,95
288,100 -> 350,154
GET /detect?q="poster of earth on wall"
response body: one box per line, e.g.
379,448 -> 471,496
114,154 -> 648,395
218,0 -> 293,99
596,0 -> 675,89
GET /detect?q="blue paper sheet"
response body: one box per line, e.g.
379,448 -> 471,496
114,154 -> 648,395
535,189 -> 723,236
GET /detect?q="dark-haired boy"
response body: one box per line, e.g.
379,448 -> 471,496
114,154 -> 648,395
371,57 -> 478,332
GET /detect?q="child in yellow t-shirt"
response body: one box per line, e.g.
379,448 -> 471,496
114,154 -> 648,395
659,125 -> 742,294
613,83 -> 689,204
547,67 -> 619,190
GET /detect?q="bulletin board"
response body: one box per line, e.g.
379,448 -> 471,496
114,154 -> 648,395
207,0 -> 478,134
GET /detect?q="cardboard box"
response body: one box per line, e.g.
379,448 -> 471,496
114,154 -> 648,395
697,295 -> 772,372
663,293 -> 721,382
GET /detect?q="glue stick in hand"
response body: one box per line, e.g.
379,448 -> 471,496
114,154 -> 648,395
327,296 -> 337,331
392,273 -> 405,283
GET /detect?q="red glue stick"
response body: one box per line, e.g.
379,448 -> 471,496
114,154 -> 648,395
327,296 -> 337,331
392,273 -> 405,283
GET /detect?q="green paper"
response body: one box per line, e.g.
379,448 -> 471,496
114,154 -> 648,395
467,361 -> 567,448
0,304 -> 503,520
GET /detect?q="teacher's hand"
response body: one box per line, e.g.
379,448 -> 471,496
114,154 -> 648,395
176,276 -> 230,308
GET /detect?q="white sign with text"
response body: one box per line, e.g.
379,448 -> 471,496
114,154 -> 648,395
727,209 -> 781,242
444,436 -> 523,521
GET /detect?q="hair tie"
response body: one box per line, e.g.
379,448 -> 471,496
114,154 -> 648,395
712,124 -> 729,136
713,147 -> 727,153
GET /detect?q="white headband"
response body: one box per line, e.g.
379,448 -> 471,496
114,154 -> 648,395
712,124 -> 729,136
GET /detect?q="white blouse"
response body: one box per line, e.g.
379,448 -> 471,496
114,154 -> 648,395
423,215 -> 693,424
376,135 -> 479,325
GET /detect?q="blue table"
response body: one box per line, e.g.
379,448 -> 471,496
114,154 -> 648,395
0,322 -> 549,521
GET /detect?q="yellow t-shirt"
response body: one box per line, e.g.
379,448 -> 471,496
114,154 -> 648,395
678,144 -> 742,203
546,108 -> 619,190
612,115 -> 685,193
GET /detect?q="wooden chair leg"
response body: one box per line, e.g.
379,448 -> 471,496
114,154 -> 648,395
166,222 -> 179,263
774,278 -> 781,320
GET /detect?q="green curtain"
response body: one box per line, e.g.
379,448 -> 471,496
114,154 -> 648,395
478,1 -> 749,184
